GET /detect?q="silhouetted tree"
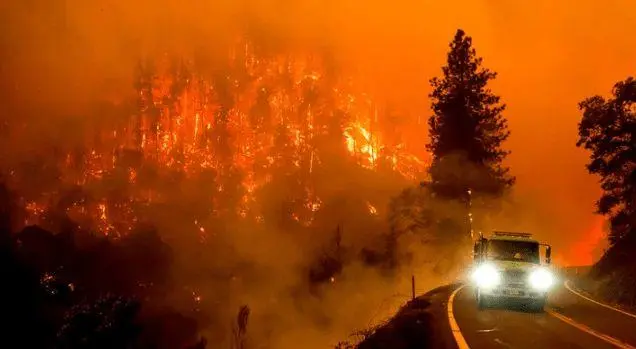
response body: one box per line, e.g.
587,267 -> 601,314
577,77 -> 636,245
427,29 -> 514,200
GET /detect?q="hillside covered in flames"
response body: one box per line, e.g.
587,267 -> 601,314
0,35 -> 441,348
2,37 -> 427,239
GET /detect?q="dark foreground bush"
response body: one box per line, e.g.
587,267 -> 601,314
0,180 -> 206,349
56,296 -> 205,349
350,297 -> 436,349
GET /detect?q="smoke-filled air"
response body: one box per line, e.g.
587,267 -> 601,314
1,0 -> 635,348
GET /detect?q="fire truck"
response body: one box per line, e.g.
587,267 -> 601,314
471,231 -> 554,312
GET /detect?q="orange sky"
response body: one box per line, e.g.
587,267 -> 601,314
2,0 -> 635,265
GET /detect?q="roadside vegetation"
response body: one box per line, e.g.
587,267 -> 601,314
576,77 -> 636,307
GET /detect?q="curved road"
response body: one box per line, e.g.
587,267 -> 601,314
447,281 -> 636,349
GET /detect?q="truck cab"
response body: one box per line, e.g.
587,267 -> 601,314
471,231 -> 554,312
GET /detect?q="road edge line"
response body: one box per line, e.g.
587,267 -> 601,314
447,284 -> 470,349
547,308 -> 636,349
565,280 -> 636,319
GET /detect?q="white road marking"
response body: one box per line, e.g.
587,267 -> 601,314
565,280 -> 636,319
448,284 -> 470,349
547,308 -> 636,349
476,328 -> 498,333
493,338 -> 512,348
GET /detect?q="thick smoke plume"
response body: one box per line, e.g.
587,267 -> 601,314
2,0 -> 636,347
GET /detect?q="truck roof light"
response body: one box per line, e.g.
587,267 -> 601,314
492,231 -> 532,238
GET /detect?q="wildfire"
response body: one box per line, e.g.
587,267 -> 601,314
344,121 -> 379,168
366,202 -> 378,216
10,37 -> 426,235
25,201 -> 46,226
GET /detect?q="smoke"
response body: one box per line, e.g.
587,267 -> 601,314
140,180 -> 456,348
2,0 -> 636,347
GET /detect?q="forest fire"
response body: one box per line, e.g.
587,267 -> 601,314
366,202 -> 378,215
11,38 -> 426,236
3,0 -> 635,347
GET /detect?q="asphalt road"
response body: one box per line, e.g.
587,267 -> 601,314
448,281 -> 636,349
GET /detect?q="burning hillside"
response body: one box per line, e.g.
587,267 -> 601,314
2,37 -> 426,237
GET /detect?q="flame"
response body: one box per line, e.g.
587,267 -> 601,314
98,203 -> 107,220
25,201 -> 46,226
9,37 -> 426,235
366,202 -> 378,216
344,121 -> 379,167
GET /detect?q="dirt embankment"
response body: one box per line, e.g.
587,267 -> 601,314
337,284 -> 461,349
565,240 -> 636,312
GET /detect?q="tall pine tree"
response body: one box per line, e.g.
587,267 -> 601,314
427,29 -> 514,200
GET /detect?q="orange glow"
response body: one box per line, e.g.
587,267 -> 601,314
15,38 -> 426,233
344,121 -> 379,168
562,217 -> 608,266
2,0 -> 635,263
2,3 -> 636,348
366,202 -> 378,216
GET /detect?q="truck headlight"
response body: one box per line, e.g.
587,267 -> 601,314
472,263 -> 501,288
529,268 -> 554,290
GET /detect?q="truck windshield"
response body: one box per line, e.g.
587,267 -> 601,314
487,240 -> 540,264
